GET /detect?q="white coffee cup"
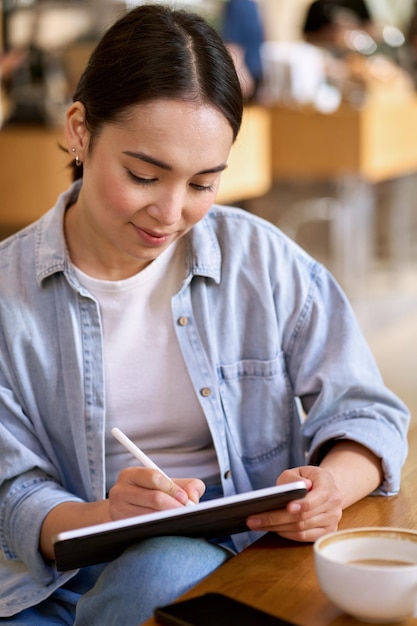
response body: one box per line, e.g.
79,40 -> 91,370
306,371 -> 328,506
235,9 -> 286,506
314,527 -> 417,624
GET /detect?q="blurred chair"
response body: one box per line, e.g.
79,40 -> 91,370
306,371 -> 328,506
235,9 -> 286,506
275,182 -> 374,296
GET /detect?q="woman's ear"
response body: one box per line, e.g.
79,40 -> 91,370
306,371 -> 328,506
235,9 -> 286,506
64,101 -> 89,162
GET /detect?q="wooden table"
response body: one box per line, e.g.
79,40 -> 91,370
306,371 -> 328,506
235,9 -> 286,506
144,419 -> 417,626
0,105 -> 271,239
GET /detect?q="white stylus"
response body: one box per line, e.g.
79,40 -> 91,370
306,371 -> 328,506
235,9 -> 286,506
111,427 -> 195,506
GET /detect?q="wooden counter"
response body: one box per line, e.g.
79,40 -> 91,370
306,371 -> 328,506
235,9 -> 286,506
267,95 -> 417,296
270,96 -> 417,183
217,104 -> 271,204
144,420 -> 417,626
0,125 -> 69,234
0,105 -> 271,237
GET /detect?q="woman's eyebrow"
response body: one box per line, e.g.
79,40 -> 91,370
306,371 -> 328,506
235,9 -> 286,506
122,150 -> 228,175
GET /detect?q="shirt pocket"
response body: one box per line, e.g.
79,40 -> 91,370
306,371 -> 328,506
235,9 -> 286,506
217,353 -> 292,465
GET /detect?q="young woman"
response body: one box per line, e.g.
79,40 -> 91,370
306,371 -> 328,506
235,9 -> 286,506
0,4 -> 409,625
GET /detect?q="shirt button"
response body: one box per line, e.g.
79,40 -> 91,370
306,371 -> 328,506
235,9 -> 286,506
200,387 -> 211,397
224,470 -> 232,479
177,316 -> 189,326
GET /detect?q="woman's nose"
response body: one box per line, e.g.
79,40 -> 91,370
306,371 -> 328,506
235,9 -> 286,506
147,188 -> 185,225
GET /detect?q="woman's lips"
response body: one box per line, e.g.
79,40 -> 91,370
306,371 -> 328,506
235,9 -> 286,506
132,224 -> 172,246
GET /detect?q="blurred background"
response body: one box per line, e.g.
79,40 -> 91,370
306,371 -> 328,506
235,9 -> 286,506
0,0 -> 416,418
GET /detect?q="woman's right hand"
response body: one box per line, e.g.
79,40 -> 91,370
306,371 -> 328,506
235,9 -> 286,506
108,467 -> 205,520
39,471 -> 205,561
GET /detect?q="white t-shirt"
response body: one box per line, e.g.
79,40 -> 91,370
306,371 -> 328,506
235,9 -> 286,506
72,240 -> 220,492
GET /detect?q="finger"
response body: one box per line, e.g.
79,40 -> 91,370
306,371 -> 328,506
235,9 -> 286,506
175,478 -> 206,504
275,504 -> 342,541
247,497 -> 342,533
109,468 -> 189,516
277,470 -> 313,491
287,476 -> 342,515
277,524 -> 338,543
124,466 -> 192,505
109,482 -> 186,520
248,512 -> 341,543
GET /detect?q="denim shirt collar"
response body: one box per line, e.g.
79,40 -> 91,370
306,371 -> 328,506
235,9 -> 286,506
35,180 -> 222,287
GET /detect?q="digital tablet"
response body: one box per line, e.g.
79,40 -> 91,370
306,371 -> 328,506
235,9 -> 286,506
53,481 -> 307,571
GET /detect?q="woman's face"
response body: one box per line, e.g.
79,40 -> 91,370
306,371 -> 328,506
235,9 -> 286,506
65,99 -> 234,279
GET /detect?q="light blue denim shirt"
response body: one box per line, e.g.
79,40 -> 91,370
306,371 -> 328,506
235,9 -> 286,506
0,182 -> 409,616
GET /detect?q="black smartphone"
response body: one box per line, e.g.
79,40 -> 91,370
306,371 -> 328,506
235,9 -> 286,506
154,592 -> 300,626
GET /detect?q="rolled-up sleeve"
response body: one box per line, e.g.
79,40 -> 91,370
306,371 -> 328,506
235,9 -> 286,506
0,470 -> 84,583
290,269 -> 409,495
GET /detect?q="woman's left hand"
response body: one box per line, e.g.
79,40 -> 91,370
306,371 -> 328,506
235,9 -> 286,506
246,465 -> 343,542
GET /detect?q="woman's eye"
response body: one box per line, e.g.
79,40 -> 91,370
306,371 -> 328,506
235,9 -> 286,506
191,183 -> 215,192
127,170 -> 156,185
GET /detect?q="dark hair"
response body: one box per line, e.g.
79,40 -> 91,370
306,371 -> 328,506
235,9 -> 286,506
69,3 -> 243,181
303,0 -> 371,34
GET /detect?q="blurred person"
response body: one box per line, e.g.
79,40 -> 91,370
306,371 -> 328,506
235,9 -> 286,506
404,1 -> 417,83
303,0 -> 374,48
0,49 -> 27,81
221,0 -> 265,100
0,49 -> 27,125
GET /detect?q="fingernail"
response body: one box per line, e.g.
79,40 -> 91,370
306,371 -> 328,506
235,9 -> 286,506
191,489 -> 201,504
175,490 -> 189,505
247,517 -> 261,529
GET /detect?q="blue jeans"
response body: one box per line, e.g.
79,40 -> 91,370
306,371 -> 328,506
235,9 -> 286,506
0,486 -> 234,625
